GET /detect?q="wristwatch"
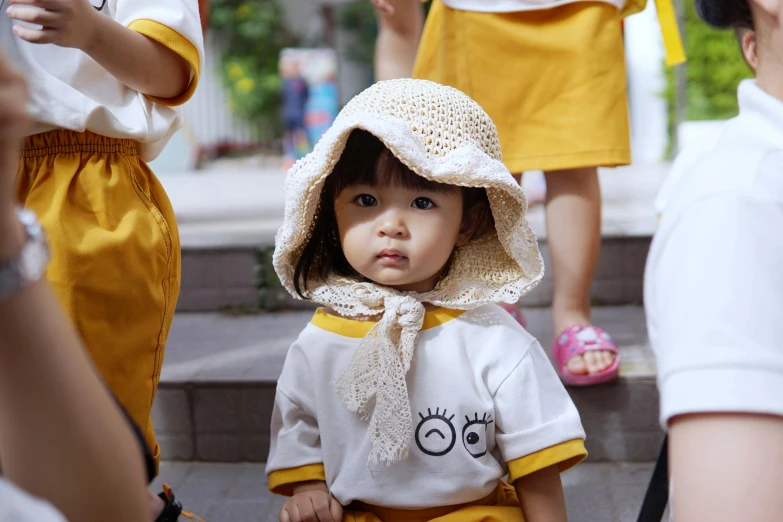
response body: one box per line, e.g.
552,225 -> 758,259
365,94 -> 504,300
0,207 -> 49,303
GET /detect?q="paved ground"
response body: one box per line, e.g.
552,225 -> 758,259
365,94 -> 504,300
160,163 -> 669,249
151,461 -> 660,522
161,306 -> 654,384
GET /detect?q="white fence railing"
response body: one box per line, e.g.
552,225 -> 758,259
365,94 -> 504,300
183,33 -> 256,148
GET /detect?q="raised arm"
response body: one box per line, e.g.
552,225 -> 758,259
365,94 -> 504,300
7,0 -> 194,99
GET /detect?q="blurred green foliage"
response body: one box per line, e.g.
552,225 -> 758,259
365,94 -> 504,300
210,0 -> 298,142
664,0 -> 753,155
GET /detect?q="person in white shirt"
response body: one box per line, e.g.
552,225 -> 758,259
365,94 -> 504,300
0,48 -> 150,522
644,0 -> 783,519
1,1 -> 204,519
267,79 -> 587,522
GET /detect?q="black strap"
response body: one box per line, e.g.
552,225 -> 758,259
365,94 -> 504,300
636,435 -> 670,522
115,397 -> 156,484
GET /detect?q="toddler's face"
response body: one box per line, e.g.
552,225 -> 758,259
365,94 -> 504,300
334,183 -> 466,293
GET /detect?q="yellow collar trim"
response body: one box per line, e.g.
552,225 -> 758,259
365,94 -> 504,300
311,307 -> 465,338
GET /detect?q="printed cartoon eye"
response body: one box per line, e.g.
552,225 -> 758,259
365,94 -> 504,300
355,194 -> 377,207
415,408 -> 456,457
462,412 -> 494,458
412,197 -> 435,210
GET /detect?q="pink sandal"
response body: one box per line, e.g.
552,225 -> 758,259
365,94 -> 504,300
553,325 -> 620,386
499,303 -> 527,329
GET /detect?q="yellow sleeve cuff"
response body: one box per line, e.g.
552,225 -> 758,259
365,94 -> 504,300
507,439 -> 587,484
268,463 -> 326,497
127,19 -> 201,106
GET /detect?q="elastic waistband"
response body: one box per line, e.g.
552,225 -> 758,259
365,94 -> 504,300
21,130 -> 138,158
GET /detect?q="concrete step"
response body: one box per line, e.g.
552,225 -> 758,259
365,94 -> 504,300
176,236 -> 652,312
152,306 -> 663,464
152,460 -> 663,522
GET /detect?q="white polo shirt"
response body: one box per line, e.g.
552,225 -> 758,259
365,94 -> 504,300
645,80 -> 783,427
0,478 -> 66,522
266,304 -> 586,508
0,0 -> 204,161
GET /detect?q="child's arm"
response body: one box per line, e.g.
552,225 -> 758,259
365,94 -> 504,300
279,481 -> 343,522
7,0 -> 192,99
513,464 -> 568,522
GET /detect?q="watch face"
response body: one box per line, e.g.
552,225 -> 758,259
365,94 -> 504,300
20,241 -> 48,280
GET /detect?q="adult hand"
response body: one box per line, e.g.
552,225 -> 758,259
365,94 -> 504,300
372,0 -> 395,15
6,0 -> 102,51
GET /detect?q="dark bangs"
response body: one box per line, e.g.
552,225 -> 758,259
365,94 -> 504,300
327,130 -> 459,197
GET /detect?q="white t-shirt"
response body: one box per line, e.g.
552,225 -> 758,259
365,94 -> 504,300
0,0 -> 204,161
266,304 -> 586,509
645,80 -> 783,428
0,478 -> 66,522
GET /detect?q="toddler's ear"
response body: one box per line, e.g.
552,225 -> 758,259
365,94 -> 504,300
457,206 -> 481,247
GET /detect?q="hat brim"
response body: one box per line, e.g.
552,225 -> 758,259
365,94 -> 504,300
273,112 -> 544,309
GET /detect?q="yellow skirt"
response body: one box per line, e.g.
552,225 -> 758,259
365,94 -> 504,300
345,482 -> 524,522
16,130 -> 181,474
413,0 -> 632,173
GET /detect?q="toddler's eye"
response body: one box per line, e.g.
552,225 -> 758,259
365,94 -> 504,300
355,194 -> 377,207
412,197 -> 435,210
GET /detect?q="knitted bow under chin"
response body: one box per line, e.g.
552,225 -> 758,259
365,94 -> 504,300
332,282 -> 425,467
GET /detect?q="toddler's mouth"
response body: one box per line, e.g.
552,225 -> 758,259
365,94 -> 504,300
377,249 -> 406,264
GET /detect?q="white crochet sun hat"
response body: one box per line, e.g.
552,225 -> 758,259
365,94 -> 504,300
273,79 -> 544,467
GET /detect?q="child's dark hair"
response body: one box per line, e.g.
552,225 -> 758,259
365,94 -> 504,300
695,0 -> 753,29
293,129 -> 494,298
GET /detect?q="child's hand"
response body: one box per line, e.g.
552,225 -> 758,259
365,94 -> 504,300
6,0 -> 102,51
281,481 -> 343,522
371,0 -> 395,15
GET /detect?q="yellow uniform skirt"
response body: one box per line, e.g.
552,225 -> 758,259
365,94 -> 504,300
413,0 -> 632,173
344,482 -> 524,522
16,130 -> 180,474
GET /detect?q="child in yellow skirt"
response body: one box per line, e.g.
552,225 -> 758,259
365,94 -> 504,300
2,0 -> 203,519
266,79 -> 587,522
381,0 -> 685,386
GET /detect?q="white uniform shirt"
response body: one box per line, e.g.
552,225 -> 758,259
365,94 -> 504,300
266,304 -> 586,509
0,478 -> 66,522
645,80 -> 783,427
0,0 -> 204,161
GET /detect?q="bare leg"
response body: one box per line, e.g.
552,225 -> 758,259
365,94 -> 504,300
544,167 -> 614,376
373,0 -> 424,81
149,490 -> 165,521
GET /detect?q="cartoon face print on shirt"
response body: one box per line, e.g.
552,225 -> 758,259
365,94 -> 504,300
415,408 -> 457,457
415,408 -> 494,458
462,412 -> 494,458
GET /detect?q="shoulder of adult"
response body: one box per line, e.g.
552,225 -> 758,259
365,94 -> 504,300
661,118 -> 777,224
